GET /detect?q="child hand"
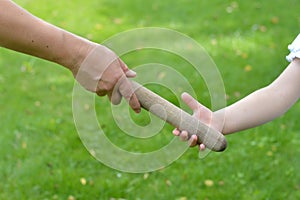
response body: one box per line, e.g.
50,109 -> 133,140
172,92 -> 220,151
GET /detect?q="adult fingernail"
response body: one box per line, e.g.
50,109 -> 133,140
125,70 -> 137,77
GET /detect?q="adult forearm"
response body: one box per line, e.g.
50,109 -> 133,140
0,1 -> 141,113
0,0 -> 95,70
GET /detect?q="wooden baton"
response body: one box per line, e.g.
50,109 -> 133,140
131,81 -> 227,152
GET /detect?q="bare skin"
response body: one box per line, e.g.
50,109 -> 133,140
0,0 -> 141,113
174,58 -> 300,150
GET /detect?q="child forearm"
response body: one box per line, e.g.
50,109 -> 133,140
216,59 -> 300,134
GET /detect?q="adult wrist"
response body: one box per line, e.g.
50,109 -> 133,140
54,31 -> 97,72
286,34 -> 300,62
68,41 -> 98,76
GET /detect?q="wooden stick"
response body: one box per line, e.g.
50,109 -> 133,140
132,81 -> 227,152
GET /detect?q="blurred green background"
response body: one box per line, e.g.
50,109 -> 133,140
1,0 -> 300,199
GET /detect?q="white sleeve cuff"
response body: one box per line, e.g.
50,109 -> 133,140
286,34 -> 300,62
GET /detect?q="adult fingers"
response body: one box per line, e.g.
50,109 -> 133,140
125,69 -> 137,78
118,59 -> 129,72
113,59 -> 140,112
96,79 -> 110,96
96,89 -> 106,96
109,90 -> 122,105
118,76 -> 141,113
118,59 -> 137,78
129,94 -> 141,113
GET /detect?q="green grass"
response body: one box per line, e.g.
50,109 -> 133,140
1,0 -> 300,199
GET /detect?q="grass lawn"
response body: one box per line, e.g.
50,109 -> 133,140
1,0 -> 300,199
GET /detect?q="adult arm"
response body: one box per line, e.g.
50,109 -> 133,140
0,0 -> 140,112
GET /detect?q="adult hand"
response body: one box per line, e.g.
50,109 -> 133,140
72,44 -> 141,113
0,1 -> 140,113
